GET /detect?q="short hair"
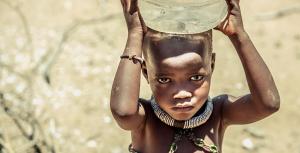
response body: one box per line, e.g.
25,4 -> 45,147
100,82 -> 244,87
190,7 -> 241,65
142,29 -> 212,62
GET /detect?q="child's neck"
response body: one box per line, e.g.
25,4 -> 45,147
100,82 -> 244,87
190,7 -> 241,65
150,97 -> 213,129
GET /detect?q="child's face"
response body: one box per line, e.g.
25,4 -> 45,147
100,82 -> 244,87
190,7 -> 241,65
142,30 -> 215,121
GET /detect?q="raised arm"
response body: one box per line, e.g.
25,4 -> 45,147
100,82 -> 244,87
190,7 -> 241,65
110,0 -> 147,130
215,0 -> 280,125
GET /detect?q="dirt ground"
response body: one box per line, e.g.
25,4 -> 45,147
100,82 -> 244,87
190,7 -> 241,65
0,0 -> 300,153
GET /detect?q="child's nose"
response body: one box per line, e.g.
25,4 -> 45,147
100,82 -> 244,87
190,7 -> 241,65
173,90 -> 192,99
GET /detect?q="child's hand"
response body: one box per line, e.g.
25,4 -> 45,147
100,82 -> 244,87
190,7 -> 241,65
121,0 -> 147,35
215,0 -> 245,36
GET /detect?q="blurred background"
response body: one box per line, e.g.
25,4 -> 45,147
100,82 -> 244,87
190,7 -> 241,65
0,0 -> 299,152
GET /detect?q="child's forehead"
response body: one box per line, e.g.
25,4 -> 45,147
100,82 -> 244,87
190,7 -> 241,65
149,36 -> 207,54
147,53 -> 209,78
144,30 -> 211,57
156,52 -> 205,70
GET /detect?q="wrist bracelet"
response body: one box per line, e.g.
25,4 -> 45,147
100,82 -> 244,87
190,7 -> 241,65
120,55 -> 144,67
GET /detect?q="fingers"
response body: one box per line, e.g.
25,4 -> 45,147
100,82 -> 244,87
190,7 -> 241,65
120,0 -> 125,8
120,0 -> 131,12
121,0 -> 139,14
225,0 -> 240,11
121,0 -> 146,34
224,0 -> 240,17
228,0 -> 240,5
129,0 -> 138,15
224,0 -> 231,10
214,18 -> 229,32
222,19 -> 229,30
120,0 -> 128,12
120,0 -> 124,7
230,0 -> 240,10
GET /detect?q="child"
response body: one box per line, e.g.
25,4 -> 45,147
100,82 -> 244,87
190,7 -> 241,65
110,0 -> 280,152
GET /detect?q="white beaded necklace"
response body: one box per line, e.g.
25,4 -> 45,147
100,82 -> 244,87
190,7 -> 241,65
150,97 -> 213,129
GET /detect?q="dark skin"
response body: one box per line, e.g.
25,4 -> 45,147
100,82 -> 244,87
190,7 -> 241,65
110,0 -> 280,152
142,31 -> 215,122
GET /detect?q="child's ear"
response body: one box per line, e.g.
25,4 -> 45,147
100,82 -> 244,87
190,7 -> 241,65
211,53 -> 216,73
142,61 -> 149,84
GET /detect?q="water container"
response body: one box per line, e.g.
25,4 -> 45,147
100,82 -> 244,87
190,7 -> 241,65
139,0 -> 228,34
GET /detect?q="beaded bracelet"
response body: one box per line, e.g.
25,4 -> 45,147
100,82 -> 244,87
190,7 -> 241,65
120,55 -> 144,67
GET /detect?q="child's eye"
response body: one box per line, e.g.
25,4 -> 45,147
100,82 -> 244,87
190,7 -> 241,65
190,75 -> 204,81
157,78 -> 171,84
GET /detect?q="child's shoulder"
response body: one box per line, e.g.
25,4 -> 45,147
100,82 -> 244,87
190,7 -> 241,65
211,95 -> 231,117
210,94 -> 240,123
212,94 -> 235,106
138,97 -> 153,113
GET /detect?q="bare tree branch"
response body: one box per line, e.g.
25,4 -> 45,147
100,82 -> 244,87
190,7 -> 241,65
0,0 -> 33,51
0,62 -> 30,82
33,13 -> 119,84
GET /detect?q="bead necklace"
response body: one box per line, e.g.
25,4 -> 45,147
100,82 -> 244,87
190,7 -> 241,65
151,97 -> 218,153
150,97 -> 213,129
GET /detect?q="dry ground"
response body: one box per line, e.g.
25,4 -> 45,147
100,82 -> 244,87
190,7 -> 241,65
0,0 -> 300,153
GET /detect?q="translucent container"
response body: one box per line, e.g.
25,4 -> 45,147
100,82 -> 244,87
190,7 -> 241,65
139,0 -> 228,34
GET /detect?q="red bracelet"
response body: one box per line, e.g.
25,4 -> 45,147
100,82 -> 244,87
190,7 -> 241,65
120,55 -> 144,67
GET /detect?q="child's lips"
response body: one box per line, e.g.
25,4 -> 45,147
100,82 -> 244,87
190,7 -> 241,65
174,101 -> 194,107
172,105 -> 194,112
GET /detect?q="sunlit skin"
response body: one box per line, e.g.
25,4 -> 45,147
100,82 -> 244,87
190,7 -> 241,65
110,0 -> 280,152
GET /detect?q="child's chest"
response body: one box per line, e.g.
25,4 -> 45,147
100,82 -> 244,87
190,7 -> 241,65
132,118 -> 223,153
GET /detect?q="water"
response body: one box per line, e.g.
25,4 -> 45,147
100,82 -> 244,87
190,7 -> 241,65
139,0 -> 228,34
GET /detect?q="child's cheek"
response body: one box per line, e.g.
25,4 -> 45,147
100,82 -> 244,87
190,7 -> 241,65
193,81 -> 211,96
150,83 -> 172,100
151,83 -> 167,95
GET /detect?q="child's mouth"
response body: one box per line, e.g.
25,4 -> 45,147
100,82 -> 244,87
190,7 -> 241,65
172,106 -> 194,112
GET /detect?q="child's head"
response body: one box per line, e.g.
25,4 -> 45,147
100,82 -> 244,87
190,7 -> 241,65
142,29 -> 215,121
